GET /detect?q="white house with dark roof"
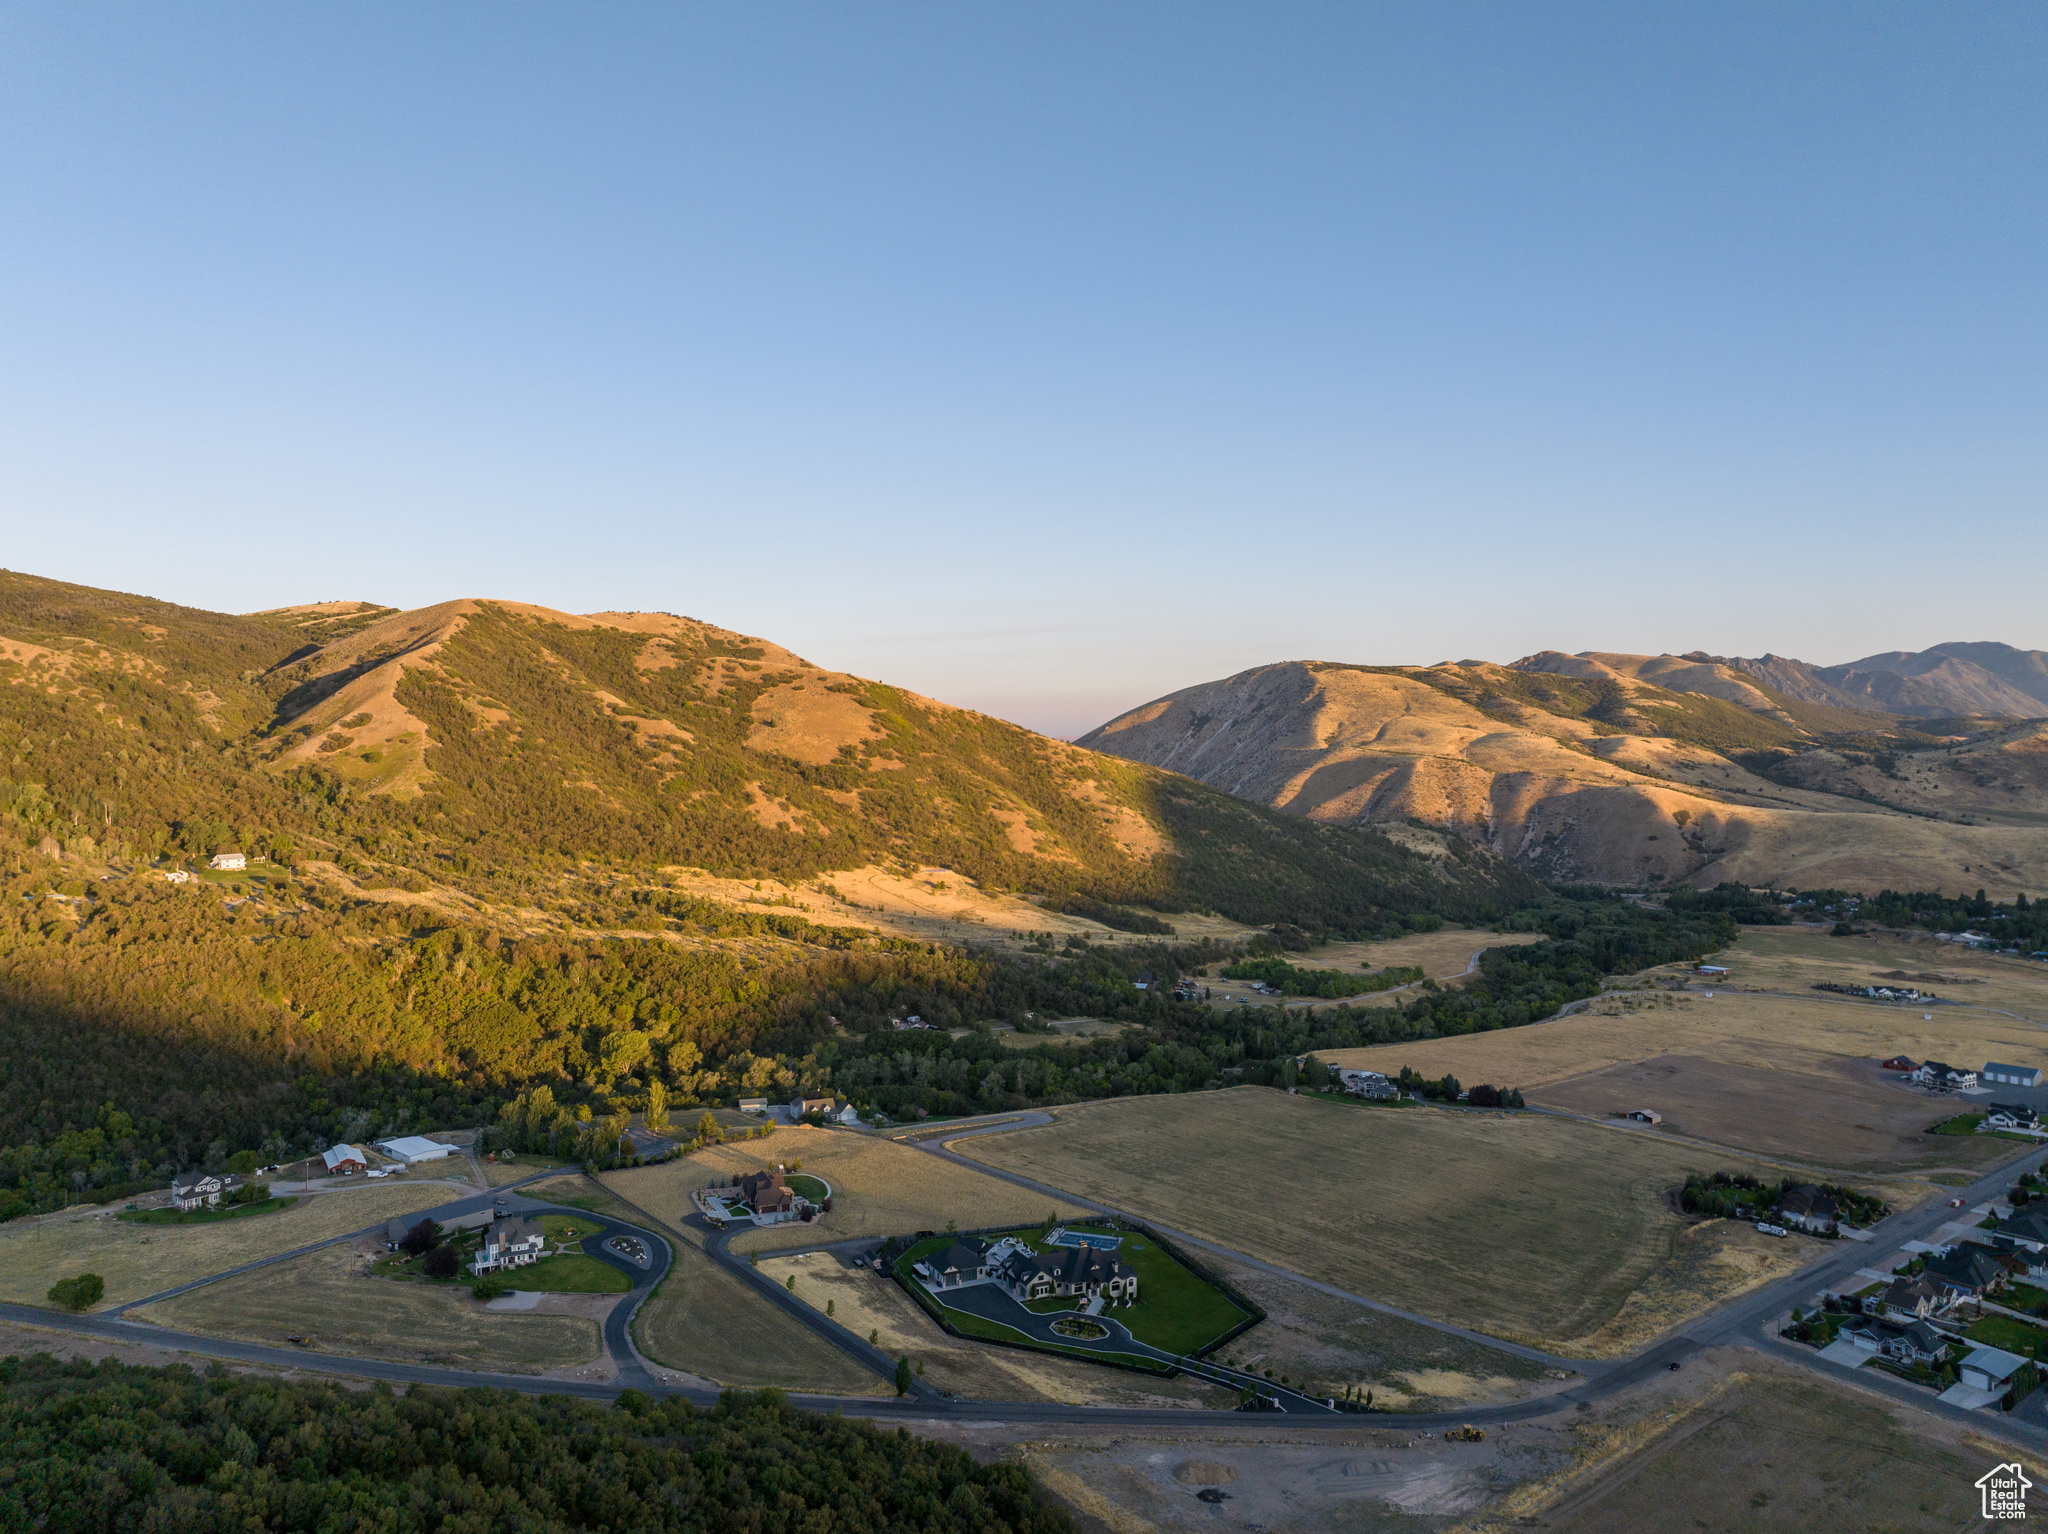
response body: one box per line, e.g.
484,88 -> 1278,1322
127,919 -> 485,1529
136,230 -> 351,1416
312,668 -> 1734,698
169,1172 -> 226,1211
208,850 -> 247,871
1911,1061 -> 1977,1091
471,1216 -> 546,1275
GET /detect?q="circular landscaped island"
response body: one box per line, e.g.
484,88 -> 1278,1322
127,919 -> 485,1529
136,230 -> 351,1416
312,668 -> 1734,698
1049,1317 -> 1110,1341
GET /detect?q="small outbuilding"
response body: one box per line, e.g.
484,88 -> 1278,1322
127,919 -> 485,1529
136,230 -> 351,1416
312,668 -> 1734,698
322,1144 -> 368,1176
1627,1109 -> 1663,1124
736,1098 -> 769,1115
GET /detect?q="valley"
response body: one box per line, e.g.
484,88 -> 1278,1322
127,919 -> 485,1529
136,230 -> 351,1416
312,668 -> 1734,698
6,571 -> 2048,1531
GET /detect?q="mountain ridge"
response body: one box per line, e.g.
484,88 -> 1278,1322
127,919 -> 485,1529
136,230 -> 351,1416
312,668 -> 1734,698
1080,645 -> 2048,894
0,570 -> 1533,935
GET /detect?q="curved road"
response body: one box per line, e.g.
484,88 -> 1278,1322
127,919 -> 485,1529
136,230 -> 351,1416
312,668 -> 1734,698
8,1136 -> 2048,1448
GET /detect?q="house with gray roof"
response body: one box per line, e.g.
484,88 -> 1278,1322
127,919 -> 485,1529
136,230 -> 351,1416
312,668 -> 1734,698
1925,1245 -> 2008,1298
169,1173 -> 226,1212
471,1216 -> 546,1275
995,1243 -> 1138,1305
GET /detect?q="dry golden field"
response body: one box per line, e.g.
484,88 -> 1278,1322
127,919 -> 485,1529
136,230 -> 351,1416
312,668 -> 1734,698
603,1126 -> 1085,1256
1520,1358 -> 2003,1534
1318,926 -> 2048,1172
1285,927 -> 1544,979
1200,1253 -> 1554,1410
133,1244 -> 604,1374
0,1184 -> 446,1309
756,1251 -> 1231,1407
956,1089 -> 1821,1355
1707,925 -> 2048,1022
630,1233 -> 887,1394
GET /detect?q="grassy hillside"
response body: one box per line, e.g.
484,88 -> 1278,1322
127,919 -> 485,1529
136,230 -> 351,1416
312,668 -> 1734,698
1081,649 -> 2048,894
0,571 -> 1533,929
0,570 -> 1551,1216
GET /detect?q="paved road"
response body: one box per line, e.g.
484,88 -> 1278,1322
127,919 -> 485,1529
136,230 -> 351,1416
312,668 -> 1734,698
696,1220 -> 950,1402
927,1276 -> 1335,1412
107,1173 -> 561,1316
11,1120 -> 2048,1444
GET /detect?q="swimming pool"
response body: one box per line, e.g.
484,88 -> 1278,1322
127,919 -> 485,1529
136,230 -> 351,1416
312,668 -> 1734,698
1046,1228 -> 1122,1251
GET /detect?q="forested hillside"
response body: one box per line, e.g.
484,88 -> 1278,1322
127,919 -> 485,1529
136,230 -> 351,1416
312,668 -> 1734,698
0,570 -> 1533,927
0,1355 -> 1071,1534
0,568 -> 1543,1216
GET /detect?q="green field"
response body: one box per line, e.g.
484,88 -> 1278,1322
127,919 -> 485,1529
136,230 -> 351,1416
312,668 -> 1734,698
513,1252 -> 630,1294
787,1174 -> 830,1202
1965,1314 -> 2048,1356
894,1227 -> 1245,1360
117,1197 -> 297,1226
1110,1235 -> 1251,1355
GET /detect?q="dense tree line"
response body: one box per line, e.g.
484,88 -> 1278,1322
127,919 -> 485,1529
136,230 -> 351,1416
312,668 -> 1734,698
1663,882 -> 1793,925
1852,887 -> 2048,950
1217,957 -> 1424,998
0,868 -> 1736,1214
0,1354 -> 1070,1534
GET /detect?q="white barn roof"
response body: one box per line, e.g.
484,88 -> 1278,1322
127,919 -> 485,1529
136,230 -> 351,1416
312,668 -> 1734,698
378,1136 -> 457,1162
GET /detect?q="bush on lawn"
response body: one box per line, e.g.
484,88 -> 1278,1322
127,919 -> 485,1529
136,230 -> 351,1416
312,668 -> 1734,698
423,1246 -> 460,1280
472,1274 -> 510,1301
399,1218 -> 439,1257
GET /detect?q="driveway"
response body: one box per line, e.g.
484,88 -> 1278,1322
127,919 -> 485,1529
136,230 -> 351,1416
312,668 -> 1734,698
923,1279 -> 1337,1413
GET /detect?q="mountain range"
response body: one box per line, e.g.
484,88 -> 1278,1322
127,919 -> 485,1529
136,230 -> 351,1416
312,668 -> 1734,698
1080,644 -> 2048,896
0,571 -> 1529,935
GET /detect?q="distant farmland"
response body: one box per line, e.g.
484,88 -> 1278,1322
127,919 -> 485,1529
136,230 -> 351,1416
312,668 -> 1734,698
955,1088 -> 1815,1354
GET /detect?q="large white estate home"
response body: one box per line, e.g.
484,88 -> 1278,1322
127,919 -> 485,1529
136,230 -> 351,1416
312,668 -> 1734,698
471,1216 -> 547,1275
916,1234 -> 1138,1306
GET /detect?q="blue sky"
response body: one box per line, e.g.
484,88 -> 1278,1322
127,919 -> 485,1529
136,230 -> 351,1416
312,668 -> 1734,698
3,5 -> 2043,736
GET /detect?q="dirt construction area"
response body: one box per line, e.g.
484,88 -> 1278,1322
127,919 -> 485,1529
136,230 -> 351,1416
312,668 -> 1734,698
955,1089 -> 1826,1356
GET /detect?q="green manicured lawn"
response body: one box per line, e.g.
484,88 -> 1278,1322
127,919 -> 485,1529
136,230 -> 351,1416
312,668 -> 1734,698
119,1197 -> 297,1226
2006,1282 -> 2048,1315
1024,1295 -> 1079,1314
894,1227 -> 1246,1358
1933,1114 -> 1987,1136
1966,1315 -> 2048,1356
1111,1237 -> 1249,1355
539,1214 -> 595,1246
787,1174 -> 830,1202
515,1252 -> 630,1294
